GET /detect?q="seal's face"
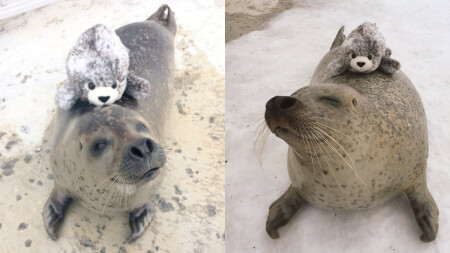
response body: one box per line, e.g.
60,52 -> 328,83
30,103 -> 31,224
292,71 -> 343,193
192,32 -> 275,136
265,84 -> 365,152
67,105 -> 166,200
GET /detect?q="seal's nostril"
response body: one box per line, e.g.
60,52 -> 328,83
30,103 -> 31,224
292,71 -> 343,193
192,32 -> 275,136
99,96 -> 110,103
280,97 -> 297,110
146,139 -> 154,153
130,147 -> 144,159
357,62 -> 365,67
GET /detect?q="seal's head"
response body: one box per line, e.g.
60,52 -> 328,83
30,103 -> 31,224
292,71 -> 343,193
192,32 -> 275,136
341,22 -> 386,73
265,84 -> 365,153
53,104 -> 166,213
65,24 -> 129,106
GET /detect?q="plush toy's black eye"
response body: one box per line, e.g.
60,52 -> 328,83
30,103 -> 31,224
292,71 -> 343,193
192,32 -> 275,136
88,83 -> 96,90
368,54 -> 373,60
112,82 -> 117,89
351,53 -> 357,59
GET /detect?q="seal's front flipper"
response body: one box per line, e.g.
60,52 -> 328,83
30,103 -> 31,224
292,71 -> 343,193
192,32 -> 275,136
405,183 -> 439,242
42,189 -> 71,240
379,56 -> 401,74
266,185 -> 304,239
330,26 -> 346,50
147,4 -> 177,36
126,72 -> 151,99
127,202 -> 154,243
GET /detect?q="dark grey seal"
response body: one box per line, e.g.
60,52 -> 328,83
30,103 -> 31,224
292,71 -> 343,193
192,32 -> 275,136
43,4 -> 176,242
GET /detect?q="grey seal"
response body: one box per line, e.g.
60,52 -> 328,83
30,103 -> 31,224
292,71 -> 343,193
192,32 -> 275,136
264,27 -> 438,242
43,4 -> 176,242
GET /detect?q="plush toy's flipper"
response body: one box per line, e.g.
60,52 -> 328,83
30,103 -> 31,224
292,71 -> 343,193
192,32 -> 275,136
330,26 -> 346,50
55,81 -> 77,110
379,56 -> 401,75
126,72 -> 151,99
327,58 -> 347,77
385,47 -> 392,58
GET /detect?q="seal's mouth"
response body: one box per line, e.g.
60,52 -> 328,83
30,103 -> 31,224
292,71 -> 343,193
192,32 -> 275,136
274,126 -> 326,143
140,167 -> 160,180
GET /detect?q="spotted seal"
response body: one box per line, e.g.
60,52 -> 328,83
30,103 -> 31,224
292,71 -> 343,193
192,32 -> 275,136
264,27 -> 438,242
43,4 -> 176,242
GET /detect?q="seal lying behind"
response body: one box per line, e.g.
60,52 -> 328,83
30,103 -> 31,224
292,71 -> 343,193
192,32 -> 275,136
43,4 -> 176,242
264,27 -> 438,242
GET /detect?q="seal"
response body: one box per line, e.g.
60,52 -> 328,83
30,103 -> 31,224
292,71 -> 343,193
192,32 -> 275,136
42,4 -> 176,242
264,27 -> 439,242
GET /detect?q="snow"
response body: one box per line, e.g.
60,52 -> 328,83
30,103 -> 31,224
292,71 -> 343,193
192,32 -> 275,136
226,0 -> 450,252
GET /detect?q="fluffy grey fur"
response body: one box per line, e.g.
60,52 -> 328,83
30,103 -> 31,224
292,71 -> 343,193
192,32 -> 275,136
55,24 -> 150,110
328,22 -> 400,77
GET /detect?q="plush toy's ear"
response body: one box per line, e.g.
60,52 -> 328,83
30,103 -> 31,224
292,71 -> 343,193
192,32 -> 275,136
385,48 -> 392,58
330,26 -> 346,50
378,56 -> 401,75
328,58 -> 347,77
125,73 -> 151,99
55,80 -> 78,110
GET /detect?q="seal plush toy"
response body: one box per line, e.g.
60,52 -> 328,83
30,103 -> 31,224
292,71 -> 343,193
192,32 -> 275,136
328,22 -> 400,76
55,24 -> 151,110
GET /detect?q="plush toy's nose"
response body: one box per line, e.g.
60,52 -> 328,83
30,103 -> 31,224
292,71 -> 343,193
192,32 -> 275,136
98,96 -> 110,103
357,62 -> 365,67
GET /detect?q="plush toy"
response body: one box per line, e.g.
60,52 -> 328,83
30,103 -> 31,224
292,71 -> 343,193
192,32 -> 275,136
55,24 -> 150,110
328,22 -> 400,77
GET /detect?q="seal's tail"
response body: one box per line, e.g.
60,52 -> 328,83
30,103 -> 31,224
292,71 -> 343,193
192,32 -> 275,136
147,4 -> 177,36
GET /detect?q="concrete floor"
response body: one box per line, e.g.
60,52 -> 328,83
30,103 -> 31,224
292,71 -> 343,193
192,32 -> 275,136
0,0 -> 224,252
226,0 -> 450,252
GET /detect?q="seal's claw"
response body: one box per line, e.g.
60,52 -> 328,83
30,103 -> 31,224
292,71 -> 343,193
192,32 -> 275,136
42,190 -> 71,240
405,183 -> 439,242
127,203 -> 154,243
266,185 -> 304,239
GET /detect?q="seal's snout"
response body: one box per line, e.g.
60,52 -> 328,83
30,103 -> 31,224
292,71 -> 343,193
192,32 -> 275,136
128,138 -> 155,160
266,96 -> 301,112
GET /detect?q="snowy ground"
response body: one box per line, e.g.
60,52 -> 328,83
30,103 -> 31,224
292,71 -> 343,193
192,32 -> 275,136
0,0 -> 224,252
226,0 -> 450,252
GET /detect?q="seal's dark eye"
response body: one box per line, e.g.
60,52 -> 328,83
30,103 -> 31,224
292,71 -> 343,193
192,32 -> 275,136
351,53 -> 357,59
352,98 -> 358,106
88,83 -> 96,90
91,139 -> 108,156
112,82 -> 117,89
320,95 -> 341,107
368,54 -> 373,60
136,122 -> 148,132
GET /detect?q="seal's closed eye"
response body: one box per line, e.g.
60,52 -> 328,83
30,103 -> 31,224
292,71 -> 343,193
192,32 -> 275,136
320,95 -> 341,107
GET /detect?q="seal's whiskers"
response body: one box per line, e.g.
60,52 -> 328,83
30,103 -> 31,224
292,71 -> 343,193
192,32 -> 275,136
307,124 -> 339,191
307,124 -> 343,192
311,124 -> 366,186
255,121 -> 271,168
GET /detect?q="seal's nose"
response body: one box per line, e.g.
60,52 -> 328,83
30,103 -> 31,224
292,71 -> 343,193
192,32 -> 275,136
357,62 -> 365,67
266,96 -> 300,111
128,138 -> 155,160
99,96 -> 110,103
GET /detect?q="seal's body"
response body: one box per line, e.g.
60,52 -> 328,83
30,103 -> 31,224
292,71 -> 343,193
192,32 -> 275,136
265,27 -> 438,242
43,5 -> 176,242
